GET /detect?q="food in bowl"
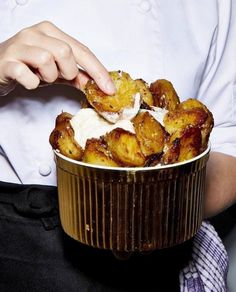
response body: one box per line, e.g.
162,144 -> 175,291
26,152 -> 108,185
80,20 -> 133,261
49,70 -> 214,168
49,71 -> 214,252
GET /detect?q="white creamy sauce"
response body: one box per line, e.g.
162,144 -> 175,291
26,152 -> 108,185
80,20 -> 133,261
70,101 -> 168,149
70,108 -> 135,148
140,106 -> 168,126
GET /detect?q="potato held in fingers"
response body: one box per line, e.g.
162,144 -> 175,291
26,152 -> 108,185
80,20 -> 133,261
105,128 -> 145,167
49,112 -> 83,160
85,71 -> 140,123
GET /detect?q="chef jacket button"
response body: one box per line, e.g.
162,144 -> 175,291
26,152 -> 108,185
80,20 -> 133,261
15,0 -> 28,5
39,164 -> 52,176
139,1 -> 152,12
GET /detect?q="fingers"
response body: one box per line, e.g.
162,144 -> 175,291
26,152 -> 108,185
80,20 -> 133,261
36,21 -> 116,94
0,21 -> 115,94
39,69 -> 90,91
31,34 -> 79,81
70,69 -> 91,90
75,46 -> 116,94
15,44 -> 59,83
2,61 -> 40,89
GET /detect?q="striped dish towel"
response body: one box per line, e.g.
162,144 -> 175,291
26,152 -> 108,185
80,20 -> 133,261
180,220 -> 228,292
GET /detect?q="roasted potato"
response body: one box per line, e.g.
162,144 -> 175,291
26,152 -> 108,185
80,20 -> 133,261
82,138 -> 119,167
84,71 -> 139,121
162,126 -> 202,164
132,111 -> 166,157
144,153 -> 163,167
177,98 -> 214,151
105,128 -> 145,167
135,78 -> 154,107
50,72 -> 214,167
162,137 -> 180,165
53,111 -> 72,124
177,127 -> 202,162
49,112 -> 83,160
163,108 -> 208,135
149,79 -> 180,110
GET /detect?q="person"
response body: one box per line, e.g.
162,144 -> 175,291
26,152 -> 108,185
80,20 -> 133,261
0,0 -> 235,291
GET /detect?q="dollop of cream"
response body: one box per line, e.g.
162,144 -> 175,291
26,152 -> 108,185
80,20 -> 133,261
70,103 -> 168,149
140,106 -> 168,126
70,108 -> 135,149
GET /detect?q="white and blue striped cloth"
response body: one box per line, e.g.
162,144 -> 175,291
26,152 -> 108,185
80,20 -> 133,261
180,220 -> 228,291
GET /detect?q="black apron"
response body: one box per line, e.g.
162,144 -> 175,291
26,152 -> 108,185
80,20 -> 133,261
0,181 -> 193,292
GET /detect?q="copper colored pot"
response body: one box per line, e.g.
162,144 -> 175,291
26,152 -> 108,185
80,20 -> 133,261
54,145 -> 210,252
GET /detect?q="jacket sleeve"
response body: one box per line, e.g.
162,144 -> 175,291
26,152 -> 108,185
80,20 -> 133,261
197,0 -> 236,157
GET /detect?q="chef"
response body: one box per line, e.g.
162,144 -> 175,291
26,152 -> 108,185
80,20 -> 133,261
0,1 -> 235,291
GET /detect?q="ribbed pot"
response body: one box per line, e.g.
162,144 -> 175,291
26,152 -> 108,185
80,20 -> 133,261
55,146 -> 209,251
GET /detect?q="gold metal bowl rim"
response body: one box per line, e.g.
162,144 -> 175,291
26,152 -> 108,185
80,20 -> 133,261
54,143 -> 210,172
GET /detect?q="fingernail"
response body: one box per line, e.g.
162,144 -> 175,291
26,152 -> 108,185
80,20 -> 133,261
105,80 -> 116,94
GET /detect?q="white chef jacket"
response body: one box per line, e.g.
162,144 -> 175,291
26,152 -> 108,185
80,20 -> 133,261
0,0 -> 235,185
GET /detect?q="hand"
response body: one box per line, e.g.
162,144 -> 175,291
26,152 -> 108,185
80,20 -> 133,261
0,21 -> 115,95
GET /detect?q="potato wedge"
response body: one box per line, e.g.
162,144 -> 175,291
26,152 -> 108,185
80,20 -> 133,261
135,78 -> 154,107
177,98 -> 214,151
163,108 -> 208,135
54,111 -> 73,124
132,111 -> 166,157
162,127 -> 202,164
162,138 -> 180,165
82,138 -> 119,167
149,79 -> 180,110
49,112 -> 83,160
85,71 -> 138,113
177,127 -> 202,162
144,153 -> 163,167
105,128 -> 145,167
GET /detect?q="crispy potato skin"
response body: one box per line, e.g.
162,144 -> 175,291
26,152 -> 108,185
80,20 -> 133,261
49,112 -> 83,160
132,111 -> 166,157
163,99 -> 213,160
82,138 -> 119,167
50,73 -> 214,167
149,79 -> 180,111
162,138 -> 180,165
135,79 -> 154,107
163,108 -> 208,135
163,107 -> 207,164
177,98 -> 214,151
105,128 -> 145,167
162,127 -> 202,164
177,127 -> 202,162
85,71 -> 138,113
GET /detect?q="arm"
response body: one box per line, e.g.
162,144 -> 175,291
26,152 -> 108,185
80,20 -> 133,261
204,151 -> 236,218
0,21 -> 115,95
197,2 -> 236,219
